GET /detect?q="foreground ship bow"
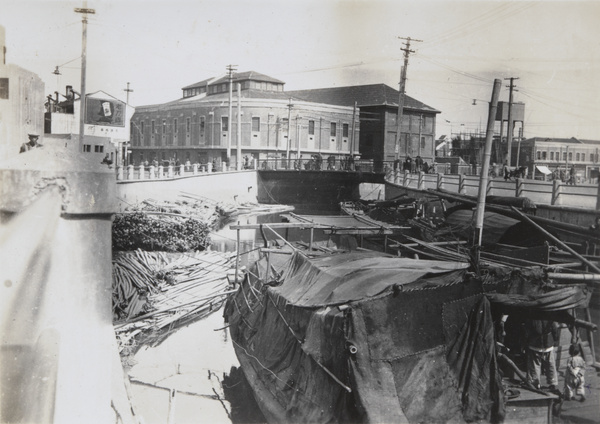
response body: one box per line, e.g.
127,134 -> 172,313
224,249 -> 590,423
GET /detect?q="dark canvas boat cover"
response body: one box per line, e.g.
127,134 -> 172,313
225,251 -> 591,423
275,250 -> 469,307
226,251 -> 505,423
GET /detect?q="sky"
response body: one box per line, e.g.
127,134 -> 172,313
2,0 -> 599,140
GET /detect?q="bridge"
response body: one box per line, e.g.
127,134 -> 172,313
115,161 -> 386,210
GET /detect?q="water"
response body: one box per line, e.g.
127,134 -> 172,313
128,205 -> 340,424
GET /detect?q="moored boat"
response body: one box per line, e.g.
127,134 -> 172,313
224,246 -> 593,423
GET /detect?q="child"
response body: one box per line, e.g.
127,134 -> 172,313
564,344 -> 586,402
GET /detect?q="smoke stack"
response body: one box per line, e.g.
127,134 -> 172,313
66,85 -> 74,99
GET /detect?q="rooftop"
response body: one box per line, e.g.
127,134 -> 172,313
287,84 -> 440,113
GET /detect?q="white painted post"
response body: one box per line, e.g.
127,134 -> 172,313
459,174 -> 466,194
149,165 -> 155,180
138,164 -> 145,180
167,165 -> 174,178
516,178 -> 524,197
117,166 -> 123,181
193,164 -> 198,175
179,164 -> 185,176
418,171 -> 425,190
158,165 -> 164,179
552,179 -> 560,205
127,165 -> 134,180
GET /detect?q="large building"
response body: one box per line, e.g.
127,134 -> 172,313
129,71 -> 358,169
45,85 -> 135,166
514,137 -> 600,182
288,84 -> 440,171
0,26 -> 45,162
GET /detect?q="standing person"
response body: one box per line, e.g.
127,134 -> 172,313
503,160 -> 510,181
564,344 -> 586,402
569,165 -> 576,185
415,155 -> 423,172
19,134 -> 41,153
524,318 -> 559,392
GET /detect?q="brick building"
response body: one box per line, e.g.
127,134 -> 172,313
129,71 -> 358,169
288,84 -> 440,171
514,137 -> 600,183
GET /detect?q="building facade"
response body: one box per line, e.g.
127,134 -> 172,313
0,26 -> 45,162
288,84 -> 440,171
129,71 -> 358,169
45,86 -> 135,166
514,137 -> 600,183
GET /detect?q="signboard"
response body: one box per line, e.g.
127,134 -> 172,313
85,97 -> 125,127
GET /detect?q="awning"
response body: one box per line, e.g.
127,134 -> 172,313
536,165 -> 552,175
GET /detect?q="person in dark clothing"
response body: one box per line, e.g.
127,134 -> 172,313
20,134 -> 41,153
524,319 -> 559,391
415,155 -> 423,172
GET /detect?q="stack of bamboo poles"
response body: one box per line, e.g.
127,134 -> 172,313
113,249 -> 236,355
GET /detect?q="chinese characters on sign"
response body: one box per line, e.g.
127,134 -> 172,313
85,98 -> 125,127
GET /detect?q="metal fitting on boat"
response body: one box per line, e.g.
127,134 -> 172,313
348,344 -> 358,355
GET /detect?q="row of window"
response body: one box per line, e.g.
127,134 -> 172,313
135,117 -> 351,138
536,150 -> 599,162
82,144 -> 105,153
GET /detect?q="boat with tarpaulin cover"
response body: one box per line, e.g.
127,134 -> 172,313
224,246 -> 593,423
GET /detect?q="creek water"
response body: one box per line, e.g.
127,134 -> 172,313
127,205 -> 341,424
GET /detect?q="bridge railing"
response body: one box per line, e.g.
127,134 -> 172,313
385,169 -> 600,209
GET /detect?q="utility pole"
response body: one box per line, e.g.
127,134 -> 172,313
505,77 -> 519,165
286,98 -> 293,165
226,64 -> 237,167
473,79 -> 502,264
350,101 -> 357,156
395,36 -> 422,161
123,82 -> 133,104
74,4 -> 95,150
237,82 -> 242,171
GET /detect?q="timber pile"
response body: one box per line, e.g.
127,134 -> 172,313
113,249 -> 236,356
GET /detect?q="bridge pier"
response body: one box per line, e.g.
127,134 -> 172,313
0,145 -> 132,422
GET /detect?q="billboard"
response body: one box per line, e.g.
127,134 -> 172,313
85,97 -> 125,127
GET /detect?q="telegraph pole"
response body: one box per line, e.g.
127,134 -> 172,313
286,98 -> 293,163
123,82 -> 133,104
505,77 -> 519,165
395,37 -> 422,161
75,4 -> 95,149
226,64 -> 237,167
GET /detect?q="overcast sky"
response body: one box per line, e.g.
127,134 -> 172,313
2,0 -> 599,140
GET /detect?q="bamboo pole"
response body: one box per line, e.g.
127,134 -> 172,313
547,273 -> 600,281
511,206 -> 600,274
